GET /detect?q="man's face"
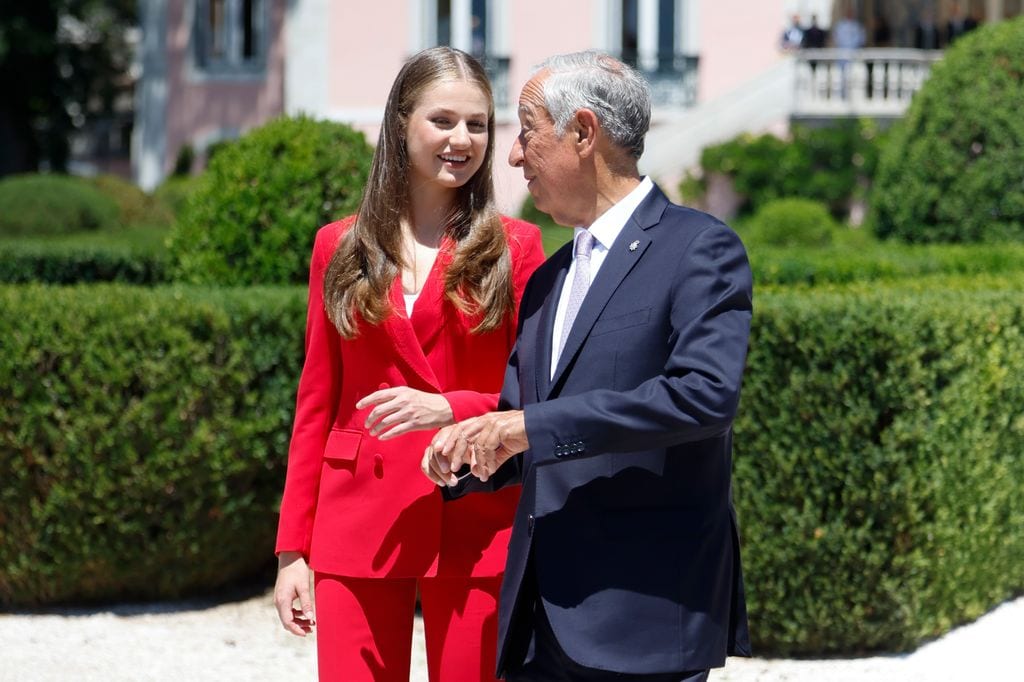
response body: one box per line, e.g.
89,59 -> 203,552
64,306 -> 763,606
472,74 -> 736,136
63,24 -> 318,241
508,72 -> 584,226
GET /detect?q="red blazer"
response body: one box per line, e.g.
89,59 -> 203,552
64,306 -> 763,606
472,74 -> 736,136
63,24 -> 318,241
276,215 -> 545,578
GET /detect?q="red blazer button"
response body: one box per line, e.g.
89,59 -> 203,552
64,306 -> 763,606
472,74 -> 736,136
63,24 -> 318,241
373,453 -> 384,478
378,382 -> 389,390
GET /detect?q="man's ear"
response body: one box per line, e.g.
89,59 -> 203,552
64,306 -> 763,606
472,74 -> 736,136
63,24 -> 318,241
573,109 -> 599,157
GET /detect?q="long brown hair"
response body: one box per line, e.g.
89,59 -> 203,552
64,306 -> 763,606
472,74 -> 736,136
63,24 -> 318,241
323,47 -> 512,339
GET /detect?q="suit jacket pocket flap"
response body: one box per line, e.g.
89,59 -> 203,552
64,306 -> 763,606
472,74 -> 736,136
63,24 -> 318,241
323,428 -> 363,461
592,307 -> 651,337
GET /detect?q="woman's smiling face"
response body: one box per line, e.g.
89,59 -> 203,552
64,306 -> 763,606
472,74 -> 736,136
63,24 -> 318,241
405,79 -> 490,192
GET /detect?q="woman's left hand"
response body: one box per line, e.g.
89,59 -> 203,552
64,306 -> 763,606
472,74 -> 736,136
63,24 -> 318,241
356,387 -> 455,440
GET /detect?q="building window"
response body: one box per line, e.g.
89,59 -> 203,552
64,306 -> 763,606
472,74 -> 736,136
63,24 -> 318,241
426,0 -> 509,108
611,0 -> 698,107
194,0 -> 266,75
437,0 -> 451,46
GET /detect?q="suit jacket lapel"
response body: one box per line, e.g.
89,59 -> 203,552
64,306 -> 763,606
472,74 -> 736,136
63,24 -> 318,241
533,250 -> 570,401
382,276 -> 442,391
409,244 -> 451,350
546,186 -> 668,396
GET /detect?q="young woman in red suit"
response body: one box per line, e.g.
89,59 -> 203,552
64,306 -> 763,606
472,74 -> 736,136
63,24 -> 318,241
273,46 -> 545,681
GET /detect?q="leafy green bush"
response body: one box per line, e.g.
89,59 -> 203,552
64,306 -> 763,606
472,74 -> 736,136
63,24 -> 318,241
871,18 -> 1024,242
736,274 -> 1024,654
169,115 -> 373,285
87,174 -> 171,227
152,175 -> 202,221
0,174 -> 119,236
518,193 -> 570,255
744,198 -> 837,248
684,120 -> 883,220
0,284 -> 304,606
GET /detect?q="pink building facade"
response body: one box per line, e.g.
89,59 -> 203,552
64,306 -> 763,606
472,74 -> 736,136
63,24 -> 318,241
135,0 -> 794,209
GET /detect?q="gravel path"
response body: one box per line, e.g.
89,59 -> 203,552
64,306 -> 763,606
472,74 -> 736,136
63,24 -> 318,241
1,590 -> 1019,681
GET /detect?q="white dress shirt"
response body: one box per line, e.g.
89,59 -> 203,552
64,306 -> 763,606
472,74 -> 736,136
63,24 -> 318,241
550,177 -> 654,378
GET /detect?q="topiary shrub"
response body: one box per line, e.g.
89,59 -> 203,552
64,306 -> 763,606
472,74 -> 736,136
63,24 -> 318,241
736,275 -> 1024,655
0,174 -> 119,237
744,198 -> 837,248
87,174 -> 153,227
152,174 -> 201,221
871,17 -> 1024,243
168,115 -> 373,285
0,284 -> 304,606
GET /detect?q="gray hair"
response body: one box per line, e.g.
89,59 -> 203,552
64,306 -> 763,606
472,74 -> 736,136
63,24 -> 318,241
536,50 -> 651,159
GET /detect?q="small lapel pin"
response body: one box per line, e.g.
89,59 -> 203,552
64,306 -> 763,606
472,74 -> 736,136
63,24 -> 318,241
628,240 -> 640,252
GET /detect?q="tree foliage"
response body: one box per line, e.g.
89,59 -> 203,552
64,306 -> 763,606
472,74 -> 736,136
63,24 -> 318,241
0,0 -> 136,175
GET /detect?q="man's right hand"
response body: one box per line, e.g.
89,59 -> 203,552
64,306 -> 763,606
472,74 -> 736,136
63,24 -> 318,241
274,551 -> 316,637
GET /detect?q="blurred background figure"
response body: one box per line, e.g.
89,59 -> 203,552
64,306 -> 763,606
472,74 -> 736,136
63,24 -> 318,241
946,2 -> 979,44
915,8 -> 943,49
801,13 -> 829,48
781,13 -> 805,51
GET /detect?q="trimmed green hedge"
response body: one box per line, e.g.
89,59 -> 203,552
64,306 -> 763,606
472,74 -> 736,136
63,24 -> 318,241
0,284 -> 304,606
749,240 -> 1024,287
0,227 -> 172,285
2,276 -> 1022,658
0,174 -> 120,237
736,274 -> 1024,654
0,241 -> 169,285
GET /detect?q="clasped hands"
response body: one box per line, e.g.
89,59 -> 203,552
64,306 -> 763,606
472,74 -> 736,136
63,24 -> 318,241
421,410 -> 528,486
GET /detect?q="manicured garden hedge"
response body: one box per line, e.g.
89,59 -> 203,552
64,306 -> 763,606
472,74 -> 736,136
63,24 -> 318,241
736,274 -> 1024,654
0,174 -> 120,237
0,284 -> 304,606
0,226 -> 172,285
2,277 -> 1022,660
749,241 -> 1024,286
0,240 -> 169,284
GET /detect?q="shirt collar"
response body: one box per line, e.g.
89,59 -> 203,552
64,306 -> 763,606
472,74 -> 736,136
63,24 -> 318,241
574,176 -> 654,252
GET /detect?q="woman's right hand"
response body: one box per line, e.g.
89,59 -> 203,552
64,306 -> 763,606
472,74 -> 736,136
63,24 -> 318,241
274,551 -> 316,636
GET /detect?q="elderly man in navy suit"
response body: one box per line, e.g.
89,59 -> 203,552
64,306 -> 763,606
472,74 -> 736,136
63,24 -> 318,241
423,50 -> 753,681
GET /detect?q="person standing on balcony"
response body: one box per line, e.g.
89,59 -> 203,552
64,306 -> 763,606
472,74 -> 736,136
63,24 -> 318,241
833,9 -> 866,51
781,14 -> 805,51
915,8 -> 943,49
272,46 -> 545,682
423,50 -> 753,682
833,9 -> 865,98
801,13 -> 828,48
946,2 -> 979,44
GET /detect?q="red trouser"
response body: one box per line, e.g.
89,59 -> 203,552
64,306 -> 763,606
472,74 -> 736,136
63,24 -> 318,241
313,573 -> 503,682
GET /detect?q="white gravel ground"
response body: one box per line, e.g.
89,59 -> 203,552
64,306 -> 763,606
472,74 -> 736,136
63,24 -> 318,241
1,590 -> 1019,681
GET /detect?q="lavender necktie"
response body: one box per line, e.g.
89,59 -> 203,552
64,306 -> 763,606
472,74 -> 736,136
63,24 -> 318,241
557,230 -> 595,362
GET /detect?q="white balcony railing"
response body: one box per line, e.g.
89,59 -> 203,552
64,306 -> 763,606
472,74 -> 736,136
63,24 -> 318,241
794,48 -> 943,118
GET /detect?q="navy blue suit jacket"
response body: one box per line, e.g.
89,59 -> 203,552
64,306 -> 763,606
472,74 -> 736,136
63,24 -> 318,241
451,184 -> 753,675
